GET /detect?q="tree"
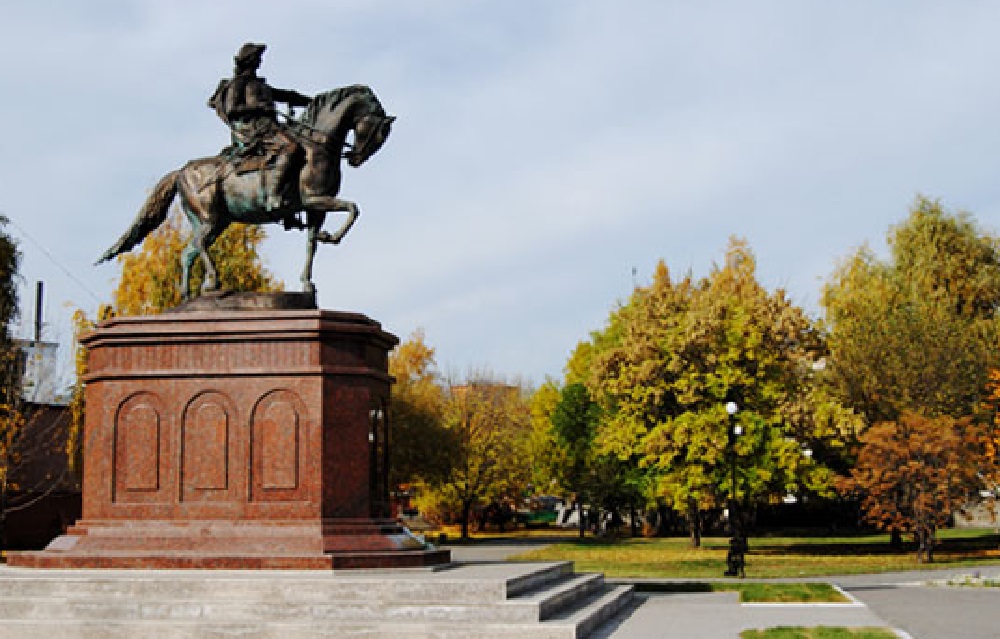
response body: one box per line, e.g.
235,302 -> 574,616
981,370 -> 1000,500
842,412 -> 982,562
824,198 -> 1000,548
591,239 -> 851,546
0,215 -> 21,548
388,330 -> 453,489
551,382 -> 599,537
112,205 -> 282,314
822,196 -> 1000,424
0,216 -> 18,340
432,378 -> 532,539
526,380 -> 565,495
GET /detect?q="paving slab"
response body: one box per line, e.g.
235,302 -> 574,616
592,592 -> 894,639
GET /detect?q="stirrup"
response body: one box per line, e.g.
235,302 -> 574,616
267,194 -> 284,212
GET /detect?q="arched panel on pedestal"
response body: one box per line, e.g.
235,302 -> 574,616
250,389 -> 308,503
181,390 -> 239,503
112,391 -> 166,503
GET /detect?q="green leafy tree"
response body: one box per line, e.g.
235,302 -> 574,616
0,216 -> 18,341
822,196 -> 1000,424
551,382 -> 599,537
592,239 -> 851,546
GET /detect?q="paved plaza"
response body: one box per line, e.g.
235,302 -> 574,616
446,538 -> 1000,639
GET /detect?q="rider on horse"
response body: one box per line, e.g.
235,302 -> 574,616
208,43 -> 311,216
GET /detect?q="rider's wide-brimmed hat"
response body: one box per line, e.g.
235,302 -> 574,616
235,42 -> 266,65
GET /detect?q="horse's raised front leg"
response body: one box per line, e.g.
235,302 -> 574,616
302,196 -> 359,244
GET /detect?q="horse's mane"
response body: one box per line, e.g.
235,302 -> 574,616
301,84 -> 384,125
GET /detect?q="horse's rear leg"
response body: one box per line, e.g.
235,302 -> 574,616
300,211 -> 326,295
180,240 -> 198,301
178,188 -> 224,296
179,205 -> 203,300
194,223 -> 224,293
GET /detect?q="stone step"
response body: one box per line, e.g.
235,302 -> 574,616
0,562 -> 632,638
0,578 -> 602,624
548,583 -> 636,639
504,560 -> 575,597
0,588 -> 634,639
0,618 -> 585,639
0,561 -> 573,605
514,572 -> 607,619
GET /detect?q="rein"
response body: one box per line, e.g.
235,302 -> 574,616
278,109 -> 360,157
278,112 -> 337,146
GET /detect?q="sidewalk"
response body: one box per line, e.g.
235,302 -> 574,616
444,537 -> 1000,638
593,591 -> 892,639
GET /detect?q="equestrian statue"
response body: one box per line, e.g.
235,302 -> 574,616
98,42 -> 395,298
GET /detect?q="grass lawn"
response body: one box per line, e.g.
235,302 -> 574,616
509,528 -> 1000,579
435,524 -> 582,541
741,627 -> 898,639
635,582 -> 849,603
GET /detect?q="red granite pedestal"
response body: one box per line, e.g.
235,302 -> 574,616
8,302 -> 449,569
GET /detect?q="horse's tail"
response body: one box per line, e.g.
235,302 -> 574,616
96,170 -> 179,265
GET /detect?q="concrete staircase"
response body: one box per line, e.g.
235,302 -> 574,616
0,561 -> 633,638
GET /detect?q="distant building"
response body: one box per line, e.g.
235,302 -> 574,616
13,338 -> 66,406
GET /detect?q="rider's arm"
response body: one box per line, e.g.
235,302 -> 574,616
272,87 -> 311,108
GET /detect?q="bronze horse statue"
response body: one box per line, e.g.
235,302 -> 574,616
98,85 -> 394,297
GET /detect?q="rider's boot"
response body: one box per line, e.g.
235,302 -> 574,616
268,151 -> 296,212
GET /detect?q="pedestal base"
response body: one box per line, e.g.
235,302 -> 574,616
4,306 -> 451,570
8,518 -> 450,570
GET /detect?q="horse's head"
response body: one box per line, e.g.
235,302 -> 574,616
302,85 -> 394,166
347,113 -> 395,167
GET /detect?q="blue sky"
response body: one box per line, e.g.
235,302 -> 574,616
2,1 -> 999,388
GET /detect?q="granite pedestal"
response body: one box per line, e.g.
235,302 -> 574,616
8,300 -> 448,569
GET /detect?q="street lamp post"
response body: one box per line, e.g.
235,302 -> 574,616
724,400 -> 746,578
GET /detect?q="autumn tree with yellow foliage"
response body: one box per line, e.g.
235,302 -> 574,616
388,330 -> 452,489
0,215 -> 23,547
111,205 -> 281,315
983,370 -> 1000,501
431,378 -> 532,539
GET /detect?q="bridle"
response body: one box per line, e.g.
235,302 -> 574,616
346,115 -> 382,161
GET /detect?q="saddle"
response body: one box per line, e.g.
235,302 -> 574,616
232,154 -> 271,175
